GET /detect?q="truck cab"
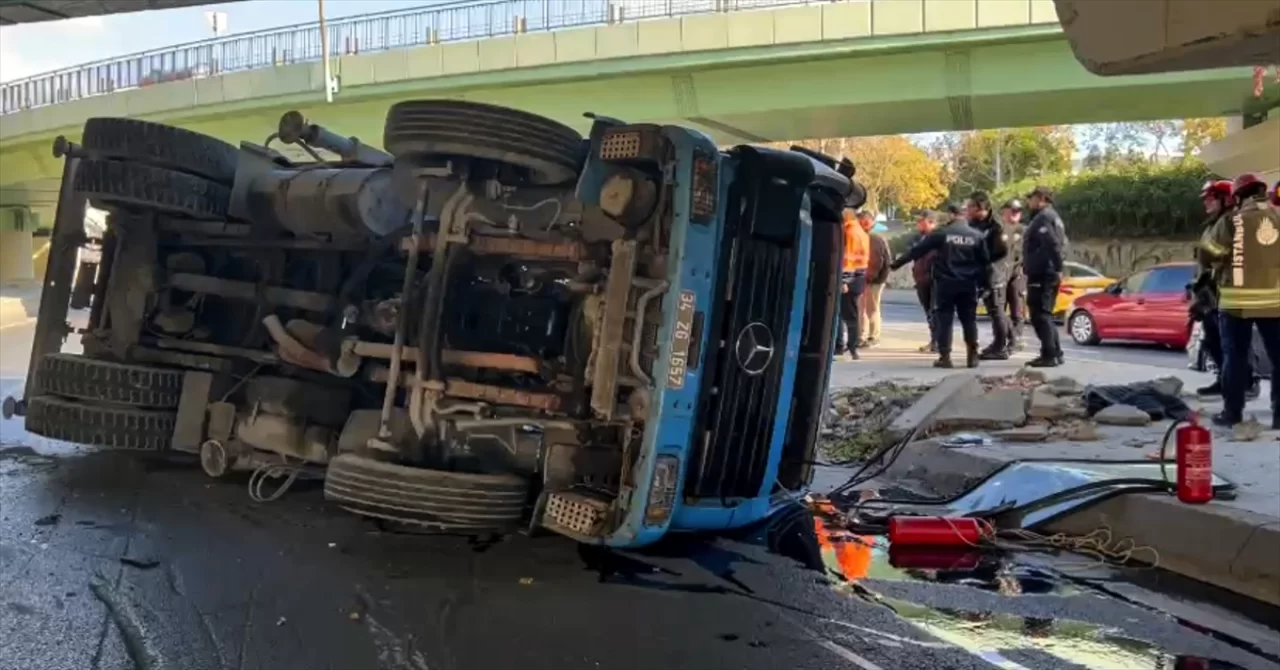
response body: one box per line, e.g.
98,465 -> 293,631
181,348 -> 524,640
4,101 -> 860,549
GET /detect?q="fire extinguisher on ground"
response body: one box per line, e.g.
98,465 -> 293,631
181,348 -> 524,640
1160,413 -> 1213,504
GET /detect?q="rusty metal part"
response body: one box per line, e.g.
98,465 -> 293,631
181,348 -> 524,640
129,346 -> 234,373
589,239 -> 637,420
402,233 -> 588,262
443,379 -> 563,413
629,279 -> 669,386
351,342 -> 542,374
262,315 -> 332,373
169,273 -> 335,313
157,219 -> 251,237
367,367 -> 563,412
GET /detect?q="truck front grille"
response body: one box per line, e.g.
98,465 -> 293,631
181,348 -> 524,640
685,235 -> 795,499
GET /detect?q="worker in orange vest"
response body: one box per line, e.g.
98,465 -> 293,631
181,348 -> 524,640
839,208 -> 870,360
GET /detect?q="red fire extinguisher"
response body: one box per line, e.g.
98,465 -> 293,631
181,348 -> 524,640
1167,414 -> 1213,504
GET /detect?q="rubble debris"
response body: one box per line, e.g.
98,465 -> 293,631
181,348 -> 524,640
1061,421 -> 1101,441
932,389 -> 1028,431
1232,417 -> 1265,442
939,433 -> 991,448
1045,376 -> 1085,397
1085,379 -> 1191,421
1013,368 -> 1048,384
1028,386 -> 1072,420
821,381 -> 931,462
993,425 -> 1052,443
1093,404 -> 1153,427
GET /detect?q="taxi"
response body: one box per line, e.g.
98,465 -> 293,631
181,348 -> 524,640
978,261 -> 1113,320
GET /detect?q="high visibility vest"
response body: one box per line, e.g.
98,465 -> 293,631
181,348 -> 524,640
842,219 -> 869,272
1212,201 -> 1280,318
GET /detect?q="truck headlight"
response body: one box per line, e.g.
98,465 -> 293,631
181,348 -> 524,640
644,455 -> 679,525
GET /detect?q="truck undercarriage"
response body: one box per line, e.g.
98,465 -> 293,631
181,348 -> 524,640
5,101 -> 862,545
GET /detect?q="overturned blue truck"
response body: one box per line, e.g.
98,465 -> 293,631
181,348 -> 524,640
3,101 -> 865,547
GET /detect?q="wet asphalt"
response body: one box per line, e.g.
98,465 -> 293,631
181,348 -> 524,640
2,322 -> 1280,670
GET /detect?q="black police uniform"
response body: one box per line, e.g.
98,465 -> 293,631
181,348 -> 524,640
1022,203 -> 1067,364
891,219 -> 991,365
971,213 -> 1012,356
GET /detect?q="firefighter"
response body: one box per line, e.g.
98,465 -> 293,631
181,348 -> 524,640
890,208 -> 991,369
1022,186 -> 1067,368
999,199 -> 1028,352
1191,180 -> 1260,399
967,192 -> 1013,360
910,210 -> 940,353
860,211 -> 892,348
838,208 -> 870,361
1198,173 -> 1280,429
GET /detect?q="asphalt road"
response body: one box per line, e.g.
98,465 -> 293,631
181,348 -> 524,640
3,317 -> 1278,670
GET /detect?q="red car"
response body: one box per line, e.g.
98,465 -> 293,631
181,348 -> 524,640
1065,261 -> 1198,349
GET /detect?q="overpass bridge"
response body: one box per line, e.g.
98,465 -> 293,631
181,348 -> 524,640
0,0 -> 1267,280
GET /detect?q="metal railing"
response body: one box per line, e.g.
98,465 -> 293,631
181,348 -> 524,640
0,0 -> 846,115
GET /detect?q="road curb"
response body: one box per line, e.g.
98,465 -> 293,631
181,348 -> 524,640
882,373 -> 981,448
880,439 -> 1280,608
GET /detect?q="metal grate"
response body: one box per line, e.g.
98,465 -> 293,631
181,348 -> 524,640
685,228 -> 795,500
600,132 -> 642,161
544,491 -> 610,535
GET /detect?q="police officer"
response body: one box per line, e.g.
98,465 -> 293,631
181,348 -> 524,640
967,192 -> 1013,359
1198,173 -> 1280,429
1022,186 -> 1067,368
1000,199 -> 1028,352
1191,180 -> 1259,399
890,208 -> 991,368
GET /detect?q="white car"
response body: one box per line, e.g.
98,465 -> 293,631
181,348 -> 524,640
1187,320 -> 1273,378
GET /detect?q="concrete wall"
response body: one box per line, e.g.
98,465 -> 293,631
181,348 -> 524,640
0,229 -> 35,286
1201,116 -> 1280,183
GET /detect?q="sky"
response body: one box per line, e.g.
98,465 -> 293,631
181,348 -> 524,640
0,0 -> 443,83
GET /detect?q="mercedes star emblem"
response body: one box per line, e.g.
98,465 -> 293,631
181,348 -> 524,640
734,322 -> 775,375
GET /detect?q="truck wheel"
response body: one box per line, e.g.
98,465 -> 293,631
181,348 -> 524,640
74,158 -> 229,220
25,395 -> 174,451
35,354 -> 183,409
383,100 -> 584,185
324,453 -> 529,531
81,118 -> 239,185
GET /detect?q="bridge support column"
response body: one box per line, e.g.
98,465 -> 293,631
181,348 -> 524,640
0,206 -> 37,287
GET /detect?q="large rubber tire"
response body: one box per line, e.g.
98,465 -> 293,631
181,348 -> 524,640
25,395 -> 174,451
74,158 -> 229,220
324,453 -> 529,531
383,100 -> 584,185
35,354 -> 182,409
81,118 -> 239,185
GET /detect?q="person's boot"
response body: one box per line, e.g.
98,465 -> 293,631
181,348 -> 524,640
979,346 -> 1010,361
1196,380 -> 1223,396
1026,355 -> 1061,368
966,346 -> 980,369
933,355 -> 954,369
1246,378 -> 1261,400
1211,411 -> 1241,428
848,349 -> 860,361
918,342 -> 937,353
1271,411 -> 1279,431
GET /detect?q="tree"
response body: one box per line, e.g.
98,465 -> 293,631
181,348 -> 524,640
1181,118 -> 1228,158
778,136 -> 947,217
935,127 -> 1074,199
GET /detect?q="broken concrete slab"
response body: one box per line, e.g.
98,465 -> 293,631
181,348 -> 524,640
1094,404 -> 1152,426
932,389 -> 1028,432
1045,376 -> 1086,397
1028,386 -> 1071,419
1014,368 -> 1047,384
994,425 -> 1051,442
883,374 -> 981,447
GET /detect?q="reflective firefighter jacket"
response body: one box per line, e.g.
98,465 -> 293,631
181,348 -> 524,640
1199,196 -> 1280,318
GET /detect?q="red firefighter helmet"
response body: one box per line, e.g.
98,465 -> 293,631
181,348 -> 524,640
1232,173 -> 1265,199
1200,180 -> 1233,202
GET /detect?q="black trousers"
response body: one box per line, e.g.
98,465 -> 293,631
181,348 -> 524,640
1007,274 -> 1027,341
839,272 -> 866,352
1027,275 -> 1062,359
916,283 -> 936,343
983,282 -> 1012,351
1219,312 -> 1280,419
935,283 -> 979,356
1201,308 -> 1224,373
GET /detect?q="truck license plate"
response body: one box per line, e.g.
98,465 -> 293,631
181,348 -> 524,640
666,290 -> 697,390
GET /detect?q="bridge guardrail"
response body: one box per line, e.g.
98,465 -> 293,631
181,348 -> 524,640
0,0 -> 841,115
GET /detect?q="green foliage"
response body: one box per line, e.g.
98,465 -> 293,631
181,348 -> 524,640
934,127 -> 1075,201
994,161 -> 1215,239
